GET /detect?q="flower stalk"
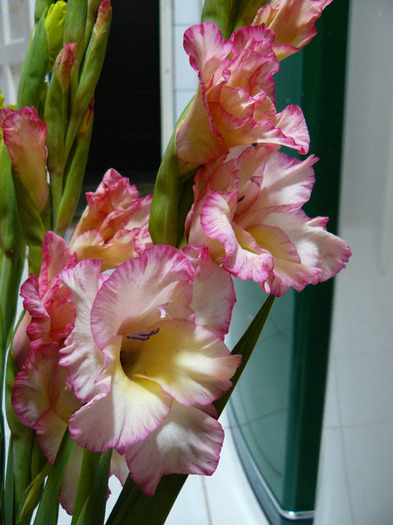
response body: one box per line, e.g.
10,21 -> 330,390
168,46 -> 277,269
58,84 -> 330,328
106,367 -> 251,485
149,133 -> 181,247
55,96 -> 94,236
45,43 -> 76,225
64,0 -> 111,161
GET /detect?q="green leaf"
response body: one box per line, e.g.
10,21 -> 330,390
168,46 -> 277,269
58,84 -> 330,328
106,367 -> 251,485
33,429 -> 75,525
73,449 -> 112,525
106,475 -> 187,525
20,461 -> 51,520
3,439 -> 15,524
71,449 -> 101,524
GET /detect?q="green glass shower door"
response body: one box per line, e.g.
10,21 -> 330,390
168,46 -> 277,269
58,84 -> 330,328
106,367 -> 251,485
228,2 -> 350,523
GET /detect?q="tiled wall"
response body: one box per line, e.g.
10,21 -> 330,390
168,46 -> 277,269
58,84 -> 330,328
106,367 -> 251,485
172,0 -> 203,121
315,2 -> 393,523
0,0 -> 33,104
159,0 -> 203,151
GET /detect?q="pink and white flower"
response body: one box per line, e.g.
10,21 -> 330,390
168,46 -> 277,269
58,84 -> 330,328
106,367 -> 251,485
18,231 -> 77,360
186,145 -> 351,296
253,0 -> 333,61
12,342 -> 129,514
182,244 -> 236,339
12,231 -> 128,513
59,245 -> 240,495
69,168 -> 152,270
176,22 -> 309,170
12,345 -> 83,513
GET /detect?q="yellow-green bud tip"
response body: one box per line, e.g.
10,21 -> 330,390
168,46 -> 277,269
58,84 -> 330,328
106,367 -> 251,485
45,1 -> 67,69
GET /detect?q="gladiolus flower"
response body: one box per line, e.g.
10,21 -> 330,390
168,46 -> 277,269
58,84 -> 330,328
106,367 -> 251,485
186,145 -> 351,296
252,0 -> 333,60
0,106 -> 48,211
19,232 -> 77,354
176,22 -> 309,170
182,244 -> 236,339
59,245 -> 240,494
12,345 -> 83,513
12,230 -> 128,513
69,168 -> 153,270
12,343 -> 129,514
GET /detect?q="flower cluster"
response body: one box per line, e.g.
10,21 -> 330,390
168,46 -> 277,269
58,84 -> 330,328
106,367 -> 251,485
13,229 -> 239,505
3,0 -> 351,519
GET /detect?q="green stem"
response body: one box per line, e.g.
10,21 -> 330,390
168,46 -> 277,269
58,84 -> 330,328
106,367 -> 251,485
71,449 -> 102,524
50,170 -> 65,230
5,352 -> 36,525
33,429 -> 75,525
3,438 -> 15,524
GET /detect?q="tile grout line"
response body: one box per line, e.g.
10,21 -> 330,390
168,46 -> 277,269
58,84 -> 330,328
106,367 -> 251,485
201,477 -> 213,525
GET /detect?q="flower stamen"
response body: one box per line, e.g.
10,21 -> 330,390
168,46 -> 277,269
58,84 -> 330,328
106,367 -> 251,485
126,328 -> 160,341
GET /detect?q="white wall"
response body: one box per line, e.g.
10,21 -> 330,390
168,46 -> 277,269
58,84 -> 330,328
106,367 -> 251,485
315,1 -> 393,523
159,0 -> 203,152
0,0 -> 33,104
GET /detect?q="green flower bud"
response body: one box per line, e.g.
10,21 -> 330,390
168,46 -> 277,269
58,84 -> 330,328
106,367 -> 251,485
56,98 -> 94,236
45,44 -> 77,220
17,13 -> 50,111
65,0 -> 111,158
149,133 -> 181,247
44,1 -> 67,72
63,0 -> 88,64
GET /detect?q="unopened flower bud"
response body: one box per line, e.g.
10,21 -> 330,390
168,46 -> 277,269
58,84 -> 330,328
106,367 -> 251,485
94,0 -> 111,34
56,43 -> 77,90
44,1 -> 67,72
0,107 -> 48,211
